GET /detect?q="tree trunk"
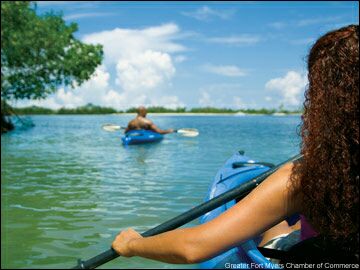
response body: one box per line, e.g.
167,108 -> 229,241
1,100 -> 15,134
1,112 -> 14,134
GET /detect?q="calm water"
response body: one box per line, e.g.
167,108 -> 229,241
1,114 -> 301,269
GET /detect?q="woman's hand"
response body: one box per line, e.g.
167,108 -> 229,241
112,228 -> 143,257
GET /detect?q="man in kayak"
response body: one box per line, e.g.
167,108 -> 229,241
125,106 -> 174,134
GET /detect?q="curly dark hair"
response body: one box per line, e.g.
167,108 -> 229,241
291,25 -> 359,254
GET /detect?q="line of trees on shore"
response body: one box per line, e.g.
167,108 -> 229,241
10,103 -> 302,115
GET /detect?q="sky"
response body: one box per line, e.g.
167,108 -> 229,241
17,1 -> 359,110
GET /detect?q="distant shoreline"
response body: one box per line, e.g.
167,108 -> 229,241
117,112 -> 302,116
10,104 -> 303,116
16,112 -> 302,116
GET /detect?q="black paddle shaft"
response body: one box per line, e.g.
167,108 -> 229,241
72,154 -> 302,269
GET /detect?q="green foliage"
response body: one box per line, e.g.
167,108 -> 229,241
126,106 -> 186,113
13,103 -> 118,115
1,1 -> 103,101
1,100 -> 10,115
125,107 -> 138,113
13,105 -> 54,115
239,108 -> 277,114
57,103 -> 118,114
189,107 -> 237,113
147,106 -> 186,113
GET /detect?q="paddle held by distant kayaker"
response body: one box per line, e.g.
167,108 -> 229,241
125,106 -> 174,134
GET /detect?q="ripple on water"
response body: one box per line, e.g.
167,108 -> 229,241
1,115 -> 301,269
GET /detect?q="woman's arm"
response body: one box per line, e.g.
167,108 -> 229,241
112,163 -> 301,264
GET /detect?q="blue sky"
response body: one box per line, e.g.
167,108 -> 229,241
20,1 -> 359,110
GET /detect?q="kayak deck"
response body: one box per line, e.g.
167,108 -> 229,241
121,129 -> 164,145
199,151 -> 277,269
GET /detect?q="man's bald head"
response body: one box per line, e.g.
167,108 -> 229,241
137,106 -> 147,117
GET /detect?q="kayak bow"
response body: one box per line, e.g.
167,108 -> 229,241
200,151 -> 279,269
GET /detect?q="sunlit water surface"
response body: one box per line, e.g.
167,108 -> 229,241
1,114 -> 301,269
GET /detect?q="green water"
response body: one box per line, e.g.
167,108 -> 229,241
1,114 -> 301,269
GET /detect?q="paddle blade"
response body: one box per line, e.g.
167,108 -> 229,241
102,124 -> 123,132
176,128 -> 199,137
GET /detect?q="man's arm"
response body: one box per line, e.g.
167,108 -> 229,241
149,123 -> 174,134
138,118 -> 173,134
125,119 -> 136,133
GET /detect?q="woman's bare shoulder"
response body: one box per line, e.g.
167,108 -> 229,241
263,162 -> 293,185
252,161 -> 301,214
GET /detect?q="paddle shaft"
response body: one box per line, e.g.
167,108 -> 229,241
72,153 -> 302,269
102,124 -> 198,136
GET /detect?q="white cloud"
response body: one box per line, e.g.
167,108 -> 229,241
16,88 -> 85,110
83,23 -> 186,65
116,50 -> 175,91
36,1 -> 76,6
197,83 -> 246,108
197,90 -> 246,109
269,16 -> 344,29
200,83 -> 242,91
268,21 -> 287,30
174,55 -> 187,63
102,89 -> 128,109
80,23 -> 186,109
207,35 -> 260,46
182,6 -> 236,21
16,96 -> 63,110
199,91 -> 213,107
203,64 -> 247,77
56,88 -> 84,108
296,16 -> 343,27
233,96 -> 245,109
265,71 -> 308,107
21,23 -> 186,110
18,66 -> 113,109
150,96 -> 185,109
64,12 -> 116,20
71,65 -> 116,106
36,1 -> 100,9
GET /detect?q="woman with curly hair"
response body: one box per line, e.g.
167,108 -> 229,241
111,25 -> 359,264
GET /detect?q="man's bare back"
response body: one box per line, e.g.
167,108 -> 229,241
127,116 -> 152,131
125,107 -> 174,135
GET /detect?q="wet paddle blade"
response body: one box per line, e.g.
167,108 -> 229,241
102,124 -> 123,132
176,128 -> 199,137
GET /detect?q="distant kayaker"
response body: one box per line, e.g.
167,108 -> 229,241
112,25 -> 359,264
125,106 -> 174,134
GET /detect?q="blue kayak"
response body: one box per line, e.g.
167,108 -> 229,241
200,151 -> 278,269
121,129 -> 164,145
